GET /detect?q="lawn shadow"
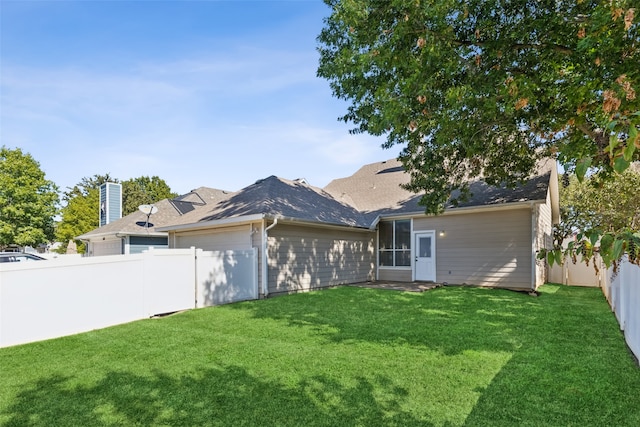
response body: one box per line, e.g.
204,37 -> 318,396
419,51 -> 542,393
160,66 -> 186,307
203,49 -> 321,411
227,286 -> 640,424
232,285 -> 542,355
1,366 -> 429,427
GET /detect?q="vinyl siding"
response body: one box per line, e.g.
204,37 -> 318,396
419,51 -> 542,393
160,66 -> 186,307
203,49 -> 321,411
172,225 -> 253,251
413,208 -> 533,289
378,268 -> 412,282
267,224 -> 375,295
128,236 -> 168,254
535,191 -> 553,288
90,238 -> 123,256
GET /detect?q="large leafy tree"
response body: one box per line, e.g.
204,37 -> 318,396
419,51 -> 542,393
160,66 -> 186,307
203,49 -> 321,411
121,176 -> 177,216
0,146 -> 59,249
318,0 -> 639,213
318,0 -> 639,266
560,164 -> 640,235
551,165 -> 640,268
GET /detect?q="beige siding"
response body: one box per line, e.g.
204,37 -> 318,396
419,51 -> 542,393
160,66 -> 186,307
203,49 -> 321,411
90,238 -> 122,256
378,268 -> 412,282
173,225 -> 253,251
267,224 -> 375,295
413,208 -> 533,289
535,191 -> 553,288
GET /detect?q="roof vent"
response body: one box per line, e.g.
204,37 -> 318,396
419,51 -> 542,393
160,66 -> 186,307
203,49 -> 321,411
294,178 -> 308,185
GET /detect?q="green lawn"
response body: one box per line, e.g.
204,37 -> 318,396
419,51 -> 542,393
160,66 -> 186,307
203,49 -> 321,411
1,284 -> 639,426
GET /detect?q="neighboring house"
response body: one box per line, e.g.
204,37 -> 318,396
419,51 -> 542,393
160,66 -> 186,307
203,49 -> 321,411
157,158 -> 559,296
77,187 -> 230,256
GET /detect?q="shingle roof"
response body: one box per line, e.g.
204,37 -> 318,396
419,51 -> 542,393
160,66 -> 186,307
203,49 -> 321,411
159,158 -> 555,232
165,176 -> 366,228
76,187 -> 230,239
325,158 -> 555,221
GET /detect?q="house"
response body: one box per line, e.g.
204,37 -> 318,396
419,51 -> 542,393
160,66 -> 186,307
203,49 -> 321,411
157,158 -> 559,295
77,187 -> 229,256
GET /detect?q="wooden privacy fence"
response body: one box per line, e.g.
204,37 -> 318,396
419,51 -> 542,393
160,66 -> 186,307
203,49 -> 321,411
0,247 -> 258,348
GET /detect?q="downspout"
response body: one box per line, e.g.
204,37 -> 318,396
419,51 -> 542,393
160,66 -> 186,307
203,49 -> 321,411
530,202 -> 537,292
262,218 -> 278,297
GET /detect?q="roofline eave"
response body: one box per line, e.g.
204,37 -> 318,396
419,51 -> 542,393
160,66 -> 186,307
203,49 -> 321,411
76,230 -> 168,240
371,199 -> 547,226
157,212 -> 372,233
156,214 -> 267,232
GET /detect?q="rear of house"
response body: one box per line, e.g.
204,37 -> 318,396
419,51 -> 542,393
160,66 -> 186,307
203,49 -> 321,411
377,204 -> 551,290
327,158 -> 559,291
159,158 -> 558,297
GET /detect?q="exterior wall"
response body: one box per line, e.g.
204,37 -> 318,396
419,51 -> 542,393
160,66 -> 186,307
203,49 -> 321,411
267,224 -> 375,295
128,236 -> 169,254
535,191 -> 553,287
171,225 -> 253,251
90,238 -> 123,256
99,182 -> 122,226
413,208 -> 533,289
378,268 -> 412,282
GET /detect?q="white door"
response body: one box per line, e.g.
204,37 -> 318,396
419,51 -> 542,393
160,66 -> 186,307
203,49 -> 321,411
414,231 -> 436,282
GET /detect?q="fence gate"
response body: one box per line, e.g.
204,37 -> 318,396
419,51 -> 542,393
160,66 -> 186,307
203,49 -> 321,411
195,248 -> 258,307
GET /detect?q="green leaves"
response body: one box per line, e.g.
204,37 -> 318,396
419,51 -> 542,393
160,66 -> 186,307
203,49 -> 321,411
318,0 -> 640,213
0,146 -> 59,248
575,157 -> 592,182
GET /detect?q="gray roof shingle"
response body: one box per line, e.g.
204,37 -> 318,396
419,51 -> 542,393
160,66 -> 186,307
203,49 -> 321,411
78,158 -> 555,238
325,158 -> 554,223
165,176 -> 367,228
160,158 -> 555,231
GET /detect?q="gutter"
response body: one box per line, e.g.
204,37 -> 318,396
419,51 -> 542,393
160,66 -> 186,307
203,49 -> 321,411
262,218 -> 278,297
156,214 -> 266,232
375,199 -> 547,224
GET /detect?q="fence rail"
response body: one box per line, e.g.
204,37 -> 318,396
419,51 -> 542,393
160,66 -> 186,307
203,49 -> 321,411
0,247 -> 257,348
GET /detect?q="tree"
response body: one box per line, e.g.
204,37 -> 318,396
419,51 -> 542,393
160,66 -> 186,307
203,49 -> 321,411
318,0 -> 639,213
0,146 -> 59,249
317,0 -> 639,267
559,164 -> 640,236
547,165 -> 640,269
121,176 -> 177,216
55,174 -> 117,253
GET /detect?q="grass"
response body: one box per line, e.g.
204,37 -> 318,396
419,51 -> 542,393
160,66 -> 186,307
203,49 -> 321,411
1,284 -> 639,426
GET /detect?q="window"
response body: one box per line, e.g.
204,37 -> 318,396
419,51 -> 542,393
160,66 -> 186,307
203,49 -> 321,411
378,220 -> 411,267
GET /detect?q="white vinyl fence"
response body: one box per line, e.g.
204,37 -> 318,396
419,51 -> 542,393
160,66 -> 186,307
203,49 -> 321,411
0,247 -> 257,348
601,259 -> 640,361
550,256 -> 639,360
548,256 -> 604,287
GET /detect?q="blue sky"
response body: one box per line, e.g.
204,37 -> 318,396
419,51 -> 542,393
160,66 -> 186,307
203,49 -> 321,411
1,0 -> 395,195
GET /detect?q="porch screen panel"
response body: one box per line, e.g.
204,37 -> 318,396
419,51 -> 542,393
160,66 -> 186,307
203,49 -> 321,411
378,219 -> 411,267
394,220 -> 411,266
